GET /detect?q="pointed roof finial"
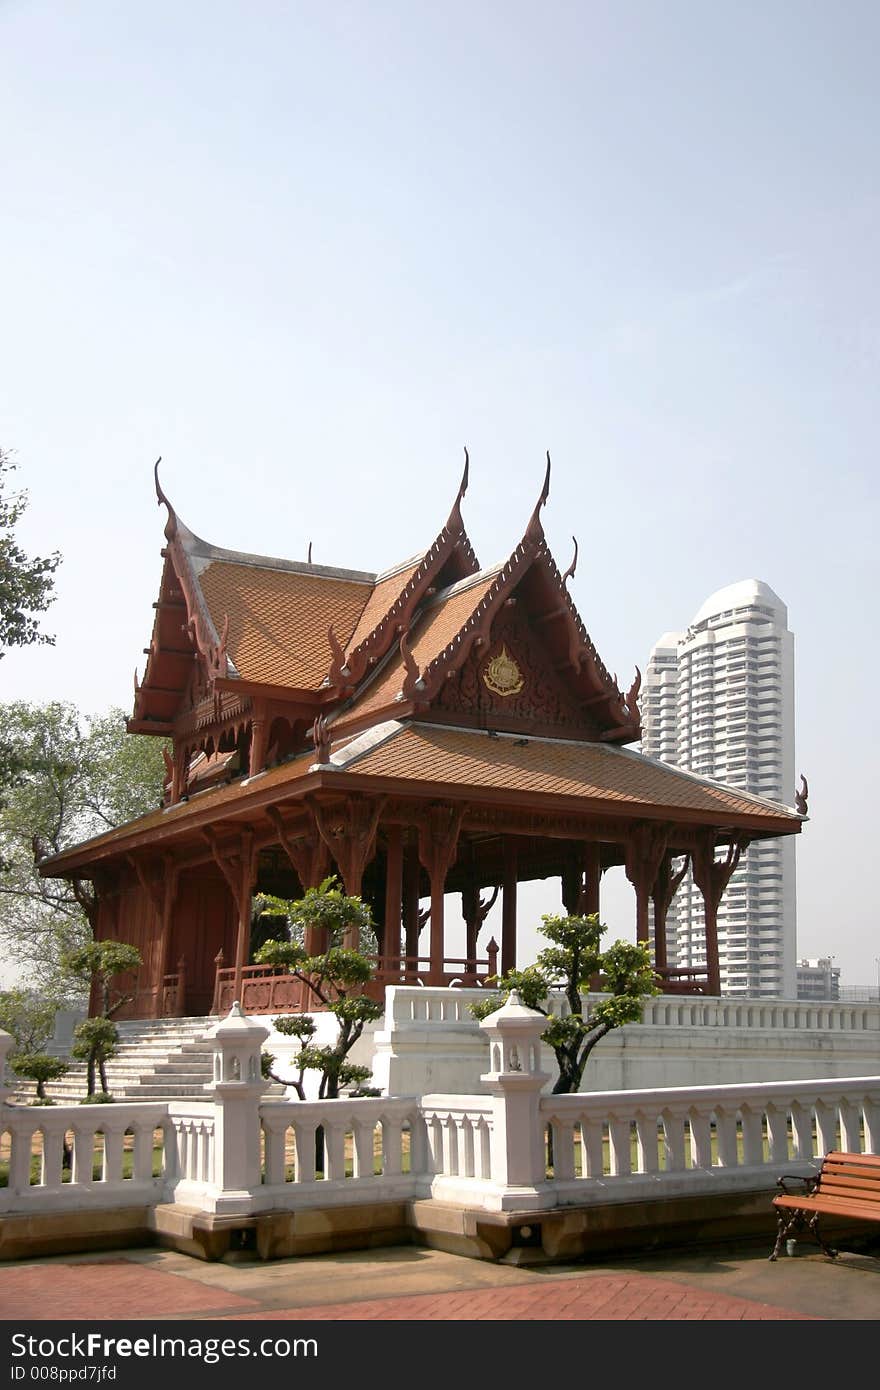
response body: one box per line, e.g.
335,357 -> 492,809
525,451 -> 551,542
153,457 -> 178,541
307,540 -> 313,564
446,447 -> 470,533
562,535 -> 579,585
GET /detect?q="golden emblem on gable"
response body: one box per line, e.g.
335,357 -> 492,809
482,645 -> 524,698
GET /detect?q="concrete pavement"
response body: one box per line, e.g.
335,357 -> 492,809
0,1239 -> 878,1321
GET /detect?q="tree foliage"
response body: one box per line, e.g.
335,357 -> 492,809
0,987 -> 61,1055
9,1052 -> 68,1103
61,940 -> 143,1020
254,878 -> 383,1100
0,702 -> 167,989
0,448 -> 60,661
60,940 -> 142,1099
470,913 -> 659,1094
0,987 -> 69,1104
71,1016 -> 119,1100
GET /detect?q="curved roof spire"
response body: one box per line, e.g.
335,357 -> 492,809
562,535 -> 579,585
445,446 -> 470,534
525,451 -> 551,543
153,457 -> 178,541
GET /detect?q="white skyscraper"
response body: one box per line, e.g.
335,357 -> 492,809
642,580 -> 796,998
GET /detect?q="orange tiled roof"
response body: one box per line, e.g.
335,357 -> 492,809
40,717 -> 801,876
335,723 -> 803,824
344,557 -> 424,655
345,573 -> 498,718
198,561 -> 371,689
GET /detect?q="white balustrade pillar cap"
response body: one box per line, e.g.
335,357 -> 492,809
209,1001 -> 270,1047
479,990 -> 547,1037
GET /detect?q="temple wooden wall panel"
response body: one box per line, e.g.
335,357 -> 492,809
170,865 -> 238,1016
94,877 -> 163,1020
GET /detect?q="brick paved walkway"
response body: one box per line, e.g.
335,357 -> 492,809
0,1258 -> 813,1322
231,1275 -> 811,1320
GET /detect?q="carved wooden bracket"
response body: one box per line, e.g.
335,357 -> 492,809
691,834 -> 749,911
266,806 -> 331,890
201,828 -> 257,913
311,794 -> 386,895
651,851 -> 690,920
417,802 -> 465,880
624,821 -> 670,894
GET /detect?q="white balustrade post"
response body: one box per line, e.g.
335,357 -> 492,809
479,991 -> 554,1210
0,1029 -> 13,1105
206,1002 -> 270,1214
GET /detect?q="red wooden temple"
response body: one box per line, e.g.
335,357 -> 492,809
40,456 -> 804,1017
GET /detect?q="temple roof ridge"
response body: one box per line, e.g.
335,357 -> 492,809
421,562 -> 505,608
175,515 -> 376,585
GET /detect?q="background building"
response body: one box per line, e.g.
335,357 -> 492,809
796,957 -> 840,1001
642,580 -> 797,997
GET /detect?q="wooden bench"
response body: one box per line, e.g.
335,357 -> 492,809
769,1150 -> 880,1260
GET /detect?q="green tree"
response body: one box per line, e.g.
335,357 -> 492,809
0,986 -> 61,1054
254,878 -> 383,1100
9,1053 -> 68,1104
470,913 -> 659,1094
71,1017 -> 119,1101
61,940 -> 143,1021
0,448 -> 60,661
0,702 -> 167,988
61,940 -> 142,1099
0,987 -> 69,1106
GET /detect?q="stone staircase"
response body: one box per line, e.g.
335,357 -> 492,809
11,1016 -> 221,1105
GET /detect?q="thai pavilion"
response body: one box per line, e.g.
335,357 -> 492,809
39,457 -> 804,1019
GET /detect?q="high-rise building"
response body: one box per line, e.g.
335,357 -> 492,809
642,580 -> 796,998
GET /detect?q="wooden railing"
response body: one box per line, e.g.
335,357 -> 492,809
211,945 -> 499,1016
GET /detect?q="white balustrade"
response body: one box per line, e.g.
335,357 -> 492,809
1,999 -> 878,1232
258,1096 -> 421,1209
0,1102 -> 170,1213
541,1075 -> 880,1208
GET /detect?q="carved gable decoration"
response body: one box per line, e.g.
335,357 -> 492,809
433,606 -> 602,738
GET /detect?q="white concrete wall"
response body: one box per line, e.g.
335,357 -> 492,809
368,986 -> 880,1097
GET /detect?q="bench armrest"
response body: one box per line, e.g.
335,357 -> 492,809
775,1173 -> 819,1196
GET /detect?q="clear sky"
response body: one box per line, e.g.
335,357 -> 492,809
1,2 -> 878,989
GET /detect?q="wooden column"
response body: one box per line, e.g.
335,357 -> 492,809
203,829 -> 257,1007
651,852 -> 690,977
462,883 -> 499,979
312,796 -> 385,949
128,854 -> 179,1019
248,699 -> 269,777
562,843 -> 602,917
403,847 -> 422,976
417,805 -> 464,986
170,740 -> 186,805
501,838 -> 518,977
267,807 -> 331,953
383,825 -> 404,972
691,835 -> 748,996
155,858 -> 180,1017
624,822 -> 669,947
232,832 -> 255,1005
581,843 -> 601,916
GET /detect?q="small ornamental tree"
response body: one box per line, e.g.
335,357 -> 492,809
470,912 -> 659,1095
9,1052 -> 68,1104
71,1017 -> 118,1102
61,940 -> 142,1099
253,877 -> 383,1100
